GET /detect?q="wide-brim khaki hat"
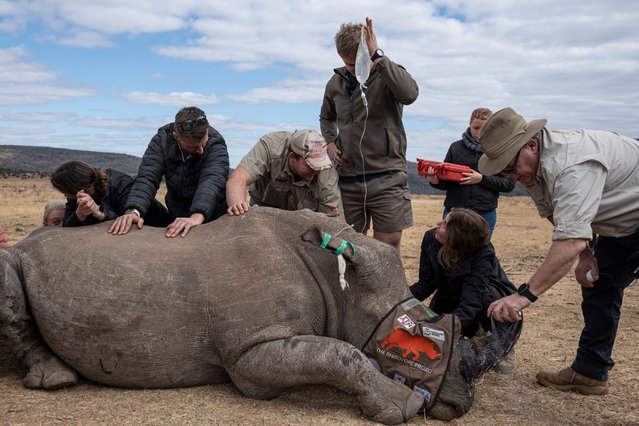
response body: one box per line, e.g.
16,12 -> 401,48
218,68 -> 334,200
290,129 -> 332,171
478,107 -> 547,176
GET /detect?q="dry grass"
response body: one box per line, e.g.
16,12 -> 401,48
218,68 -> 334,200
1,178 -> 638,425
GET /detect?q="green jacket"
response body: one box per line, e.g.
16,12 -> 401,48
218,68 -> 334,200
319,56 -> 418,177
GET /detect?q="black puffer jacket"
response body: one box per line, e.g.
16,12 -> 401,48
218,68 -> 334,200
409,228 -> 516,337
431,129 -> 515,212
126,123 -> 229,222
63,169 -> 170,227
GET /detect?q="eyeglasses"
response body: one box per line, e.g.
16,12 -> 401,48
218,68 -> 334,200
501,149 -> 521,174
178,115 -> 207,131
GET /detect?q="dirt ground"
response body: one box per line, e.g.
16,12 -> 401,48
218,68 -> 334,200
0,178 -> 637,425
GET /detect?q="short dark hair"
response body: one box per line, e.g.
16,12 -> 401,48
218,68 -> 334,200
174,106 -> 209,140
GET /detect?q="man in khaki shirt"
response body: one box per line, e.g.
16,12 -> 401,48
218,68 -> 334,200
226,129 -> 343,220
477,107 -> 639,396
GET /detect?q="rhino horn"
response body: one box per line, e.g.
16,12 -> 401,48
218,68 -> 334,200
458,318 -> 523,383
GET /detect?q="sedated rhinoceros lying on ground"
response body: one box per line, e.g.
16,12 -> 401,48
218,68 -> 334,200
0,207 -> 519,424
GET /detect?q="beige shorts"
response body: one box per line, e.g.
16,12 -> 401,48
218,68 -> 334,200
339,171 -> 413,233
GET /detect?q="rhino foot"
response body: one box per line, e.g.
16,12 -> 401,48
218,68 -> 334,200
358,384 -> 424,425
23,357 -> 78,390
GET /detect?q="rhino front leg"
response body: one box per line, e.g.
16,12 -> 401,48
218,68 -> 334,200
0,251 -> 77,390
226,335 -> 424,425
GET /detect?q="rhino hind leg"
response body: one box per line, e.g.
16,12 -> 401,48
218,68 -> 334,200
0,251 -> 78,389
23,357 -> 78,390
226,335 -> 424,425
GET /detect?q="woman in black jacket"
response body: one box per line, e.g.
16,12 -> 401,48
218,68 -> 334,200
410,208 -> 517,341
51,160 -> 170,227
427,108 -> 515,238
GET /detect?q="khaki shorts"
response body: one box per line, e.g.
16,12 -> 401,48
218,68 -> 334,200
339,171 -> 413,233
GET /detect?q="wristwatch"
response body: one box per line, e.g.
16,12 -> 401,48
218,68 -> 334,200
371,49 -> 384,62
517,283 -> 538,303
125,208 -> 141,217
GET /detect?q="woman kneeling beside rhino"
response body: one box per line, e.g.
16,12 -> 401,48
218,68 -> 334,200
410,208 -> 518,373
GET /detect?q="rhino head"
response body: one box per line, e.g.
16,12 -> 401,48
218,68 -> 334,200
302,224 -> 523,421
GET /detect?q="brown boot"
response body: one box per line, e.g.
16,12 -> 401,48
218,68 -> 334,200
536,367 -> 608,395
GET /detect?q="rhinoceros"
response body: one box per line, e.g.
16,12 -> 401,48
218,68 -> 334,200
0,207 -> 519,424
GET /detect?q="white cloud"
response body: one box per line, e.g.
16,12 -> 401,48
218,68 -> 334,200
56,31 -> 113,48
0,46 -> 57,82
1,0 -> 637,163
0,83 -> 94,105
0,110 -> 72,122
227,78 -> 326,104
123,91 -> 219,106
73,117 -> 158,130
0,46 -> 94,105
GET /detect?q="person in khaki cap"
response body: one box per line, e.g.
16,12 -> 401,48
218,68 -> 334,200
477,107 -> 639,396
226,129 -> 343,220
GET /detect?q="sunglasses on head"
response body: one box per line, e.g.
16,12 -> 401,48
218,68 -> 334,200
179,115 -> 207,131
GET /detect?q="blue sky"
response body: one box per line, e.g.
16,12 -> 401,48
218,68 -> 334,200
1,0 -> 637,168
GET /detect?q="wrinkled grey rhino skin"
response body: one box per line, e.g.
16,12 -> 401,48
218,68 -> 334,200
0,207 -> 518,424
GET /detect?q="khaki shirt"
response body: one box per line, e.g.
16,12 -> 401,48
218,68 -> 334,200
526,128 -> 639,239
239,131 -> 343,218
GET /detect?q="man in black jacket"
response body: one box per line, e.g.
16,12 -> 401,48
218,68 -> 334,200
109,106 -> 229,238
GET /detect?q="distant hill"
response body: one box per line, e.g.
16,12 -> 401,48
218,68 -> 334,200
0,145 -> 526,195
0,145 -> 142,177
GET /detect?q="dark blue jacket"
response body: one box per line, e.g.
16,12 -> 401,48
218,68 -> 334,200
126,123 -> 229,222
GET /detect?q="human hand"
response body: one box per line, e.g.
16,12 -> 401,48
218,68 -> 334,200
108,213 -> 144,235
227,201 -> 250,216
75,190 -> 97,221
364,17 -> 379,57
327,143 -> 342,167
425,166 -> 439,184
460,170 -> 483,185
575,248 -> 598,288
487,294 -> 529,322
166,213 -> 204,238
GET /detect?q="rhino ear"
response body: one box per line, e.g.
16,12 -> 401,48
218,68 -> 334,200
301,226 -> 356,261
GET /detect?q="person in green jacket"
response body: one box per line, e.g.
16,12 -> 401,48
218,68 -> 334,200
320,17 -> 419,253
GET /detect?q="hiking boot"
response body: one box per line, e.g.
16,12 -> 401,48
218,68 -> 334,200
536,367 -> 608,395
494,348 -> 516,374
